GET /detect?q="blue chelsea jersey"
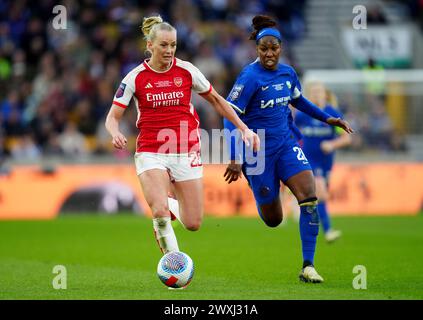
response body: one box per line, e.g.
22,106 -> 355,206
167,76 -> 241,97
226,60 -> 302,155
294,105 -> 342,171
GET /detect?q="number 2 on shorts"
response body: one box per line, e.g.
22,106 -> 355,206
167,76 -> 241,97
293,146 -> 308,161
189,151 -> 202,167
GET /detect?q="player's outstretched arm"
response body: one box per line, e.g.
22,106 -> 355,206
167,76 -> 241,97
105,104 -> 128,149
202,87 -> 260,152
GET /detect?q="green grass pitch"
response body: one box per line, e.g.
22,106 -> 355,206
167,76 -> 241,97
1,214 -> 422,299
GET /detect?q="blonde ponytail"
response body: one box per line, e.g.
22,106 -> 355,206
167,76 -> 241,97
141,15 -> 164,41
141,15 -> 176,56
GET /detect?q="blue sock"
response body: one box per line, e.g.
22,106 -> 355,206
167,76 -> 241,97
317,202 -> 331,233
299,198 -> 320,267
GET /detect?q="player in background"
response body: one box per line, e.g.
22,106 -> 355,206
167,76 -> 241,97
294,82 -> 352,243
105,15 -> 259,258
223,15 -> 353,283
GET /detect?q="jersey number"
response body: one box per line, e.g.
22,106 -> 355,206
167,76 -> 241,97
189,151 -> 202,167
293,146 -> 308,161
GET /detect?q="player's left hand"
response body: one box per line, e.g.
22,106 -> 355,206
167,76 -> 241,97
111,132 -> 128,149
326,117 -> 354,134
241,128 -> 260,152
224,162 -> 243,184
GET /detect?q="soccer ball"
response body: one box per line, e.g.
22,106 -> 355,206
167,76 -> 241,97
157,251 -> 194,288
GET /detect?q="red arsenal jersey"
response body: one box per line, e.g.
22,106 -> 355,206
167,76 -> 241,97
113,57 -> 212,154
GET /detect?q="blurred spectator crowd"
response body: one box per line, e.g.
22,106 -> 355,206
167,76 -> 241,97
0,0 -> 414,163
0,0 -> 307,162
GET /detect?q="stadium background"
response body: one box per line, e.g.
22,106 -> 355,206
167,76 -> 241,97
1,0 -> 423,300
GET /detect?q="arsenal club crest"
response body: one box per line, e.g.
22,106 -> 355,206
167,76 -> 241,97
174,77 -> 183,87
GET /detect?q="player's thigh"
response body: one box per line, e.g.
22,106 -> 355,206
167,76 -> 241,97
244,158 -> 283,226
173,178 -> 203,230
284,170 -> 316,203
138,169 -> 171,218
244,154 -> 280,205
277,142 -> 316,202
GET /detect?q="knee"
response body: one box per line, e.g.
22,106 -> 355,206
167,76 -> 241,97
263,215 -> 283,228
260,201 -> 283,227
304,189 -> 317,201
297,187 -> 317,203
152,205 -> 170,218
181,206 -> 203,231
184,219 -> 202,231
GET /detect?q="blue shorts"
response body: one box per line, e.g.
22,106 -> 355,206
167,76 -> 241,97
242,139 -> 312,205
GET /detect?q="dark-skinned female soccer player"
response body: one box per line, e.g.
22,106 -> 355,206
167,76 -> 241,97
223,15 -> 353,283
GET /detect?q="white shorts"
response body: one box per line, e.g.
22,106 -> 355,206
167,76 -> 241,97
134,152 -> 203,182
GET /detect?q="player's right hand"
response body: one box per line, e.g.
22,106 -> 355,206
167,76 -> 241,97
224,162 -> 243,184
241,128 -> 260,152
327,117 -> 354,134
112,132 -> 127,149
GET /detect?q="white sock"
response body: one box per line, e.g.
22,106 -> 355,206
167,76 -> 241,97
153,217 -> 179,254
168,197 -> 181,222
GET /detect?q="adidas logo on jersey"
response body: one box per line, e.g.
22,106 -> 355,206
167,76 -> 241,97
145,83 -> 153,89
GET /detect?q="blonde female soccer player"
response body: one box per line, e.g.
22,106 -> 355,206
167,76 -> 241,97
105,15 -> 259,255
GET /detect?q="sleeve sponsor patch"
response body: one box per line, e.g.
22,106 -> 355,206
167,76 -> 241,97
115,83 -> 126,98
293,86 -> 301,99
229,84 -> 244,101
